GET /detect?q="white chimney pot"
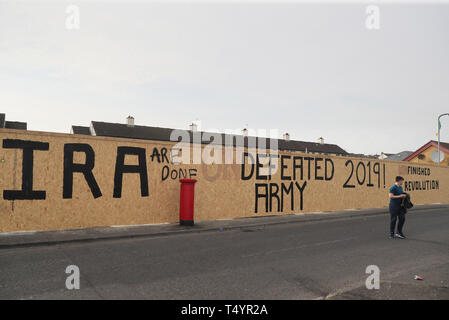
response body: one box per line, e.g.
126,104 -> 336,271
126,116 -> 135,126
189,123 -> 198,132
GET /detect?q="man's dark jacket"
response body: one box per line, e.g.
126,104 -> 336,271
401,193 -> 413,213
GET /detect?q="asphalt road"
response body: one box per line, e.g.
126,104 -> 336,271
1,207 -> 448,299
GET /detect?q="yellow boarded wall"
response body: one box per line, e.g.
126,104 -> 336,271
1,128 -> 448,232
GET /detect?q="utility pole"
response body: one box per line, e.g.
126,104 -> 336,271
438,113 -> 449,165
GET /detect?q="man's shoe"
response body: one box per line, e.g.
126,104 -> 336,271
395,233 -> 406,239
389,234 -> 395,239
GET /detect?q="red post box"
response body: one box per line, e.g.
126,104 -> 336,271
179,178 -> 197,226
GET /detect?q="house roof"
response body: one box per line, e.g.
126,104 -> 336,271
4,121 -> 27,130
0,113 -> 27,130
88,121 -> 348,155
403,140 -> 449,161
277,139 -> 347,155
347,153 -> 380,159
437,140 -> 449,151
385,151 -> 413,161
71,125 -> 91,135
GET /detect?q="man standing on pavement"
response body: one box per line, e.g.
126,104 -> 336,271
388,176 -> 407,239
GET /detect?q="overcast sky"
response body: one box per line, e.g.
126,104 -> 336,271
1,0 -> 448,154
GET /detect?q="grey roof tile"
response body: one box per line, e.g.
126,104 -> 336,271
90,121 -> 348,155
71,125 -> 91,135
5,121 -> 27,130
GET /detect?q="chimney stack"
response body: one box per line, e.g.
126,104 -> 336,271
317,137 -> 324,145
126,115 -> 135,127
283,133 -> 290,141
242,128 -> 248,137
0,113 -> 5,128
189,123 -> 198,132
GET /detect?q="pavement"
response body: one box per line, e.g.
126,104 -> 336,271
0,204 -> 448,299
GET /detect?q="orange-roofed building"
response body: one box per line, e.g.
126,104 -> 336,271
403,140 -> 449,166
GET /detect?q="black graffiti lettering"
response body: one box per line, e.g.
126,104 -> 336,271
113,147 -> 149,198
343,160 -> 356,188
161,147 -> 170,163
162,165 -> 169,181
304,157 -> 314,180
255,181 -> 307,213
150,147 -> 161,163
270,183 -> 280,212
408,166 -> 431,176
356,162 -> 366,185
63,143 -> 102,199
281,182 -> 294,211
189,168 -> 197,178
150,147 -> 171,164
2,139 -> 49,200
344,160 -> 384,189
293,156 -> 303,180
325,158 -> 334,181
295,181 -> 307,211
405,180 -> 440,191
256,154 -> 268,180
373,162 -> 380,188
366,162 -> 374,187
162,165 -> 198,181
179,168 -> 187,179
315,157 -> 323,180
281,155 -> 291,180
268,154 -> 278,180
255,183 -> 268,214
241,152 -> 255,180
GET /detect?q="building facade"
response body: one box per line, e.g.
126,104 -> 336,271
403,140 -> 449,166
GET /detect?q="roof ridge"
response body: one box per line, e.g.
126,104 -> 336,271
80,121 -> 348,155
